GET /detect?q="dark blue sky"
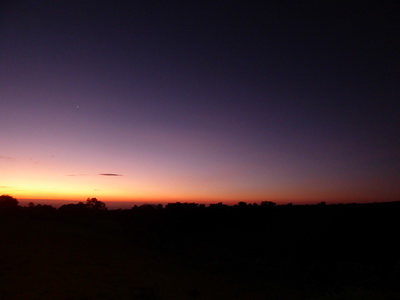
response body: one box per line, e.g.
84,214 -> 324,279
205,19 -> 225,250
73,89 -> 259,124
1,1 -> 399,203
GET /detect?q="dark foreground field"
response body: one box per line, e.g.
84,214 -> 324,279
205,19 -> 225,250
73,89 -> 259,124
1,200 -> 400,299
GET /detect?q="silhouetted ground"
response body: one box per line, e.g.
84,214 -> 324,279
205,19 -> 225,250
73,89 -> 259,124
1,200 -> 400,299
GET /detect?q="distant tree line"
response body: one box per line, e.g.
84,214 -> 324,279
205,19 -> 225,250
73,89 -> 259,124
0,195 -> 107,213
2,194 -> 399,215
1,194 -> 284,212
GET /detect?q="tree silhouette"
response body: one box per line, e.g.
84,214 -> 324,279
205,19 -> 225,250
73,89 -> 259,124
0,194 -> 19,210
58,202 -> 87,213
26,202 -> 56,212
261,201 -> 276,207
238,201 -> 247,208
85,198 -> 107,211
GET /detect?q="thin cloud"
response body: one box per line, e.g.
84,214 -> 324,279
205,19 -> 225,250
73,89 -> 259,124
0,186 -> 25,191
67,173 -> 123,177
0,155 -> 13,160
100,173 -> 123,176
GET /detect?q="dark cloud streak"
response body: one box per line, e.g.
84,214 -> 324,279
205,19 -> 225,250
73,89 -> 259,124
100,173 -> 123,177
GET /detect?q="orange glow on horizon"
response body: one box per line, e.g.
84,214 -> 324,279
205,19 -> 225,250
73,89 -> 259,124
6,186 -> 399,206
2,140 -> 399,207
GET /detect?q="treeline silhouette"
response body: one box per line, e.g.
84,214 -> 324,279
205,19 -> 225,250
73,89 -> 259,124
1,194 -> 400,299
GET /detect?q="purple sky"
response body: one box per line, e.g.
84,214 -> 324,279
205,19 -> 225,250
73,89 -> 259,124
1,1 -> 399,204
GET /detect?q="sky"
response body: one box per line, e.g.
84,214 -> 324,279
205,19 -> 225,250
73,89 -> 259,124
1,1 -> 399,205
